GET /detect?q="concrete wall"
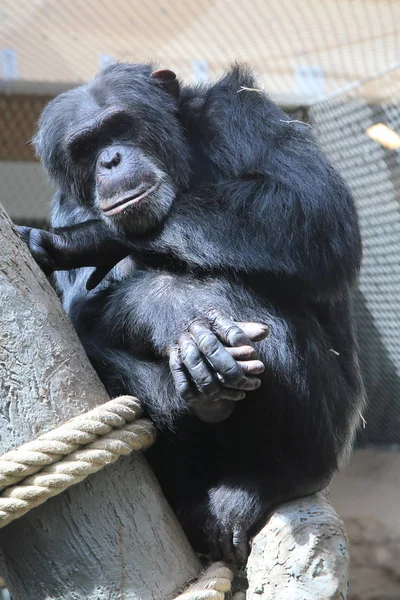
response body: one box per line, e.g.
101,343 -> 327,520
0,161 -> 53,222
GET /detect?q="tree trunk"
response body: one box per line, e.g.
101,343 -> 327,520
0,204 -> 199,600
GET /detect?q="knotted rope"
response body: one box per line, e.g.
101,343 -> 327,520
0,395 -> 234,599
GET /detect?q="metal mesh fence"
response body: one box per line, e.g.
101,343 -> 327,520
309,67 -> 400,446
1,0 -> 400,98
0,94 -> 54,224
1,2 -> 400,598
0,0 -> 399,444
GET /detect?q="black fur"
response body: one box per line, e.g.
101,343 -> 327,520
27,63 -> 364,562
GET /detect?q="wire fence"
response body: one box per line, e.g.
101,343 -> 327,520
309,65 -> 400,447
1,1 -> 400,448
1,0 -> 400,98
2,2 -> 400,599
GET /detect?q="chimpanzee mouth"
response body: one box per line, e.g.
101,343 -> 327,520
101,182 -> 160,216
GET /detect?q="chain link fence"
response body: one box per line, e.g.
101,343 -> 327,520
0,93 -> 54,224
1,2 -> 400,598
309,65 -> 400,447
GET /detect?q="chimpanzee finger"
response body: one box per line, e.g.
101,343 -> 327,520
17,225 -> 32,244
218,389 -> 246,401
86,264 -> 116,290
232,523 -> 249,565
226,347 -> 266,377
226,345 -> 258,360
236,322 -> 270,342
169,347 -> 247,402
189,321 -> 260,391
86,269 -> 104,291
27,229 -> 56,274
222,378 -> 261,391
236,360 -> 265,375
206,309 -> 253,347
218,525 -> 236,564
179,332 -> 221,399
169,347 -> 197,401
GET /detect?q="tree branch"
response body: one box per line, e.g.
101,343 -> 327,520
246,492 -> 349,599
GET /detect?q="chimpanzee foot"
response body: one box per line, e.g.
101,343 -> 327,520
179,483 -> 266,565
207,520 -> 250,565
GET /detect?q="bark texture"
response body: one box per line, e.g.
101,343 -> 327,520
246,493 -> 349,599
0,204 -> 199,600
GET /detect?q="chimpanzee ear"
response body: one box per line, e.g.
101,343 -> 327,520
151,69 -> 180,101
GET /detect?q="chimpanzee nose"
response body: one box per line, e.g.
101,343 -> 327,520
99,149 -> 121,170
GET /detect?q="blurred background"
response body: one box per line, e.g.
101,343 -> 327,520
1,1 -> 400,598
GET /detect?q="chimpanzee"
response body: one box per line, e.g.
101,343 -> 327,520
19,63 -> 364,564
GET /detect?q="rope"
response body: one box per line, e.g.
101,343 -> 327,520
0,396 -> 143,490
0,395 -> 234,598
0,396 -> 155,527
173,562 -> 233,600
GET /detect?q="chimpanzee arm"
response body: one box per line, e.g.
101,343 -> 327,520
18,220 -> 267,360
18,222 -> 270,422
18,220 -> 130,288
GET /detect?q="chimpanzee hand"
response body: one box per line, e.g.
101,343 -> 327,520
169,309 -> 269,422
17,224 -> 129,287
18,226 -> 62,275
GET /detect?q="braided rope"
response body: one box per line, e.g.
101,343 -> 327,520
173,562 -> 233,600
0,395 -> 234,598
0,396 -> 143,490
0,397 -> 155,528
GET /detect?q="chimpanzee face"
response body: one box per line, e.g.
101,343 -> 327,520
34,63 -> 191,235
64,105 -> 178,235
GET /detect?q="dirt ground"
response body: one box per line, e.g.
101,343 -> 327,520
330,449 -> 400,600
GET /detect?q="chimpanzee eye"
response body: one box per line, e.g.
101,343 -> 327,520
69,137 -> 97,162
112,120 -> 128,136
80,142 -> 95,154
